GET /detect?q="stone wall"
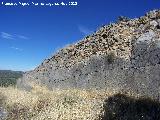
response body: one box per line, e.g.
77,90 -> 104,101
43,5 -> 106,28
17,10 -> 160,100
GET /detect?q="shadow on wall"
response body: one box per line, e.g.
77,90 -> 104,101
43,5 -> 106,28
100,94 -> 160,120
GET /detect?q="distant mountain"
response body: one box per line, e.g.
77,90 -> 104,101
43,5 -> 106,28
18,10 -> 160,100
0,70 -> 23,87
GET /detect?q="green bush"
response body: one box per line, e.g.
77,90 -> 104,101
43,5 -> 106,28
107,52 -> 115,64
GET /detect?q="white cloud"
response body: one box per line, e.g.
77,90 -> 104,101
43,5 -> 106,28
10,46 -> 23,51
17,35 -> 29,40
1,32 -> 29,40
78,25 -> 93,35
1,32 -> 14,39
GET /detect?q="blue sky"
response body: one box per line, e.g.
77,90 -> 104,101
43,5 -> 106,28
0,0 -> 159,71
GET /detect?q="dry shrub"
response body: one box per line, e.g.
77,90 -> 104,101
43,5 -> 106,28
0,91 -> 6,107
5,103 -> 31,120
0,85 -> 113,120
1,83 -> 154,120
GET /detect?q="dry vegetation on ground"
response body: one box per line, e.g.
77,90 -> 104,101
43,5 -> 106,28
0,84 -> 122,120
1,84 -> 159,120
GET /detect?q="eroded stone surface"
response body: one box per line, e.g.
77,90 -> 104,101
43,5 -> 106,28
17,10 -> 160,100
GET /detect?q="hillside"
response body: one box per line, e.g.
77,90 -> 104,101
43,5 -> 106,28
18,10 -> 160,100
0,70 -> 23,87
0,9 -> 160,120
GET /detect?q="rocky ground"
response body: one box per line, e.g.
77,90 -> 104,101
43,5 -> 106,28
0,107 -> 7,120
18,10 -> 160,100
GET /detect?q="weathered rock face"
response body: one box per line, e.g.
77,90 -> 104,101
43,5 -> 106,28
17,10 -> 160,99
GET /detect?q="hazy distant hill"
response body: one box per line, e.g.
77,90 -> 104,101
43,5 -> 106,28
0,70 -> 23,87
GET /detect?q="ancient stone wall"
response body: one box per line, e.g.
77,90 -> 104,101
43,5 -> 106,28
18,10 -> 160,100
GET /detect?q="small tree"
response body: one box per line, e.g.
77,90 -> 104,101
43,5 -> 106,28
107,52 -> 115,64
